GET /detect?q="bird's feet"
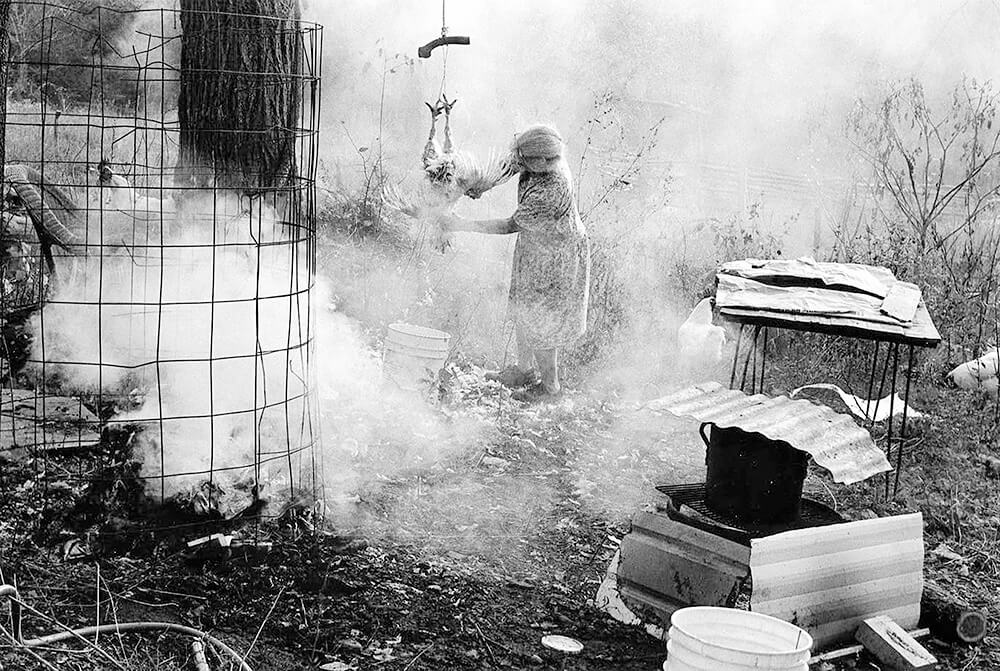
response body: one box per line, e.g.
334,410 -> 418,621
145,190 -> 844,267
425,100 -> 444,120
439,94 -> 458,115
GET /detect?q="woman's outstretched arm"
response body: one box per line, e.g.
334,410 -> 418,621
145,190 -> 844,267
441,214 -> 518,235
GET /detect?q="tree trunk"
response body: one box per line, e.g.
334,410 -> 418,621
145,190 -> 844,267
0,0 -> 10,168
177,0 -> 301,192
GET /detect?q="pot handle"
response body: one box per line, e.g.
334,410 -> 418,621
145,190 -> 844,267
698,422 -> 713,450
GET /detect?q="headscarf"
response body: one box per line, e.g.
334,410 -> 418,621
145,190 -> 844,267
513,125 -> 564,164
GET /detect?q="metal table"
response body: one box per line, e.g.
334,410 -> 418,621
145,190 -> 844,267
718,300 -> 941,498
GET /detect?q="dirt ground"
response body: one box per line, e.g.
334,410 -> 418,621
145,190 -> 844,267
0,355 -> 998,670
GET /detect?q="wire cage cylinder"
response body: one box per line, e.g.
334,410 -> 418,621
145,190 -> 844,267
0,1 -> 323,526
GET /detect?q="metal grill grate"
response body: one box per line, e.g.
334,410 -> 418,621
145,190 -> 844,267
655,482 -> 845,544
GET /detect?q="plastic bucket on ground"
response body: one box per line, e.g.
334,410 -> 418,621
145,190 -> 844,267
700,422 -> 809,524
383,323 -> 451,391
663,607 -> 812,671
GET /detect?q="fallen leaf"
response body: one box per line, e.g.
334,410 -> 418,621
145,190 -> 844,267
930,543 -> 964,562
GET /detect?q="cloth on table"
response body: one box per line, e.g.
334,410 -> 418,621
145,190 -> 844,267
720,257 -> 896,298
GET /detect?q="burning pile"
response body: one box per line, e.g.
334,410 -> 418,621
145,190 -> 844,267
29,193 -> 316,516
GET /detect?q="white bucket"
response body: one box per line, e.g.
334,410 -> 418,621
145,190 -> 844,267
663,607 -> 812,671
383,323 -> 451,391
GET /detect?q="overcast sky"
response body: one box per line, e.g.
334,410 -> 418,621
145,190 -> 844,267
308,1 -> 1000,176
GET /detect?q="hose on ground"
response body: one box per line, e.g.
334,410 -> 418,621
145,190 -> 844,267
1,584 -> 253,671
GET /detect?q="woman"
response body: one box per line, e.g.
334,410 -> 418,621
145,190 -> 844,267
441,125 -> 590,397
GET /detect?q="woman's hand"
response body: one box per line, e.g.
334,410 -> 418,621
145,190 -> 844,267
431,226 -> 452,253
431,214 -> 456,253
436,212 -> 459,232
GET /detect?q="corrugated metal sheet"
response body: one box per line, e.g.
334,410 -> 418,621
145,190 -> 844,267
617,510 -> 750,627
613,510 -> 923,650
750,513 -> 924,649
647,381 -> 890,485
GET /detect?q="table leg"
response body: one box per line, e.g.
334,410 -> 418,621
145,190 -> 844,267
759,327 -> 769,395
740,326 -> 762,393
865,340 -> 880,421
893,345 -> 916,496
874,341 -> 892,420
729,325 -> 745,390
740,326 -> 758,391
883,344 -> 900,500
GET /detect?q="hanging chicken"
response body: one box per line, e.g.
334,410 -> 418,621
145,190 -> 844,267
383,95 -> 516,252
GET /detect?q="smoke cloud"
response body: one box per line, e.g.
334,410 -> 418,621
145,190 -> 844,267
293,0 -> 1000,539
31,195 -> 315,510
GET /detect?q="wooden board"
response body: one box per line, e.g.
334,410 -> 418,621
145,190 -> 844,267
0,414 -> 102,458
0,389 -> 100,424
718,301 -> 940,347
810,628 -> 929,664
0,390 -> 102,459
856,615 -> 937,670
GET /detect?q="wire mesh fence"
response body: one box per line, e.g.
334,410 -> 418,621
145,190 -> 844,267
0,1 -> 323,532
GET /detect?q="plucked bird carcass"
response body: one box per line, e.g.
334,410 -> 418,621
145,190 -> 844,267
948,349 -> 999,398
677,298 -> 727,368
383,95 -> 516,251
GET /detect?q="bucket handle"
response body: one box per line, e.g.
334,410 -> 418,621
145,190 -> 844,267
698,422 -> 713,450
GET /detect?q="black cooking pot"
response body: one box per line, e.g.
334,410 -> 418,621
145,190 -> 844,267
700,422 -> 809,524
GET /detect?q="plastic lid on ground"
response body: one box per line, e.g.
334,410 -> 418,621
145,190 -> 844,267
540,635 -> 584,654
